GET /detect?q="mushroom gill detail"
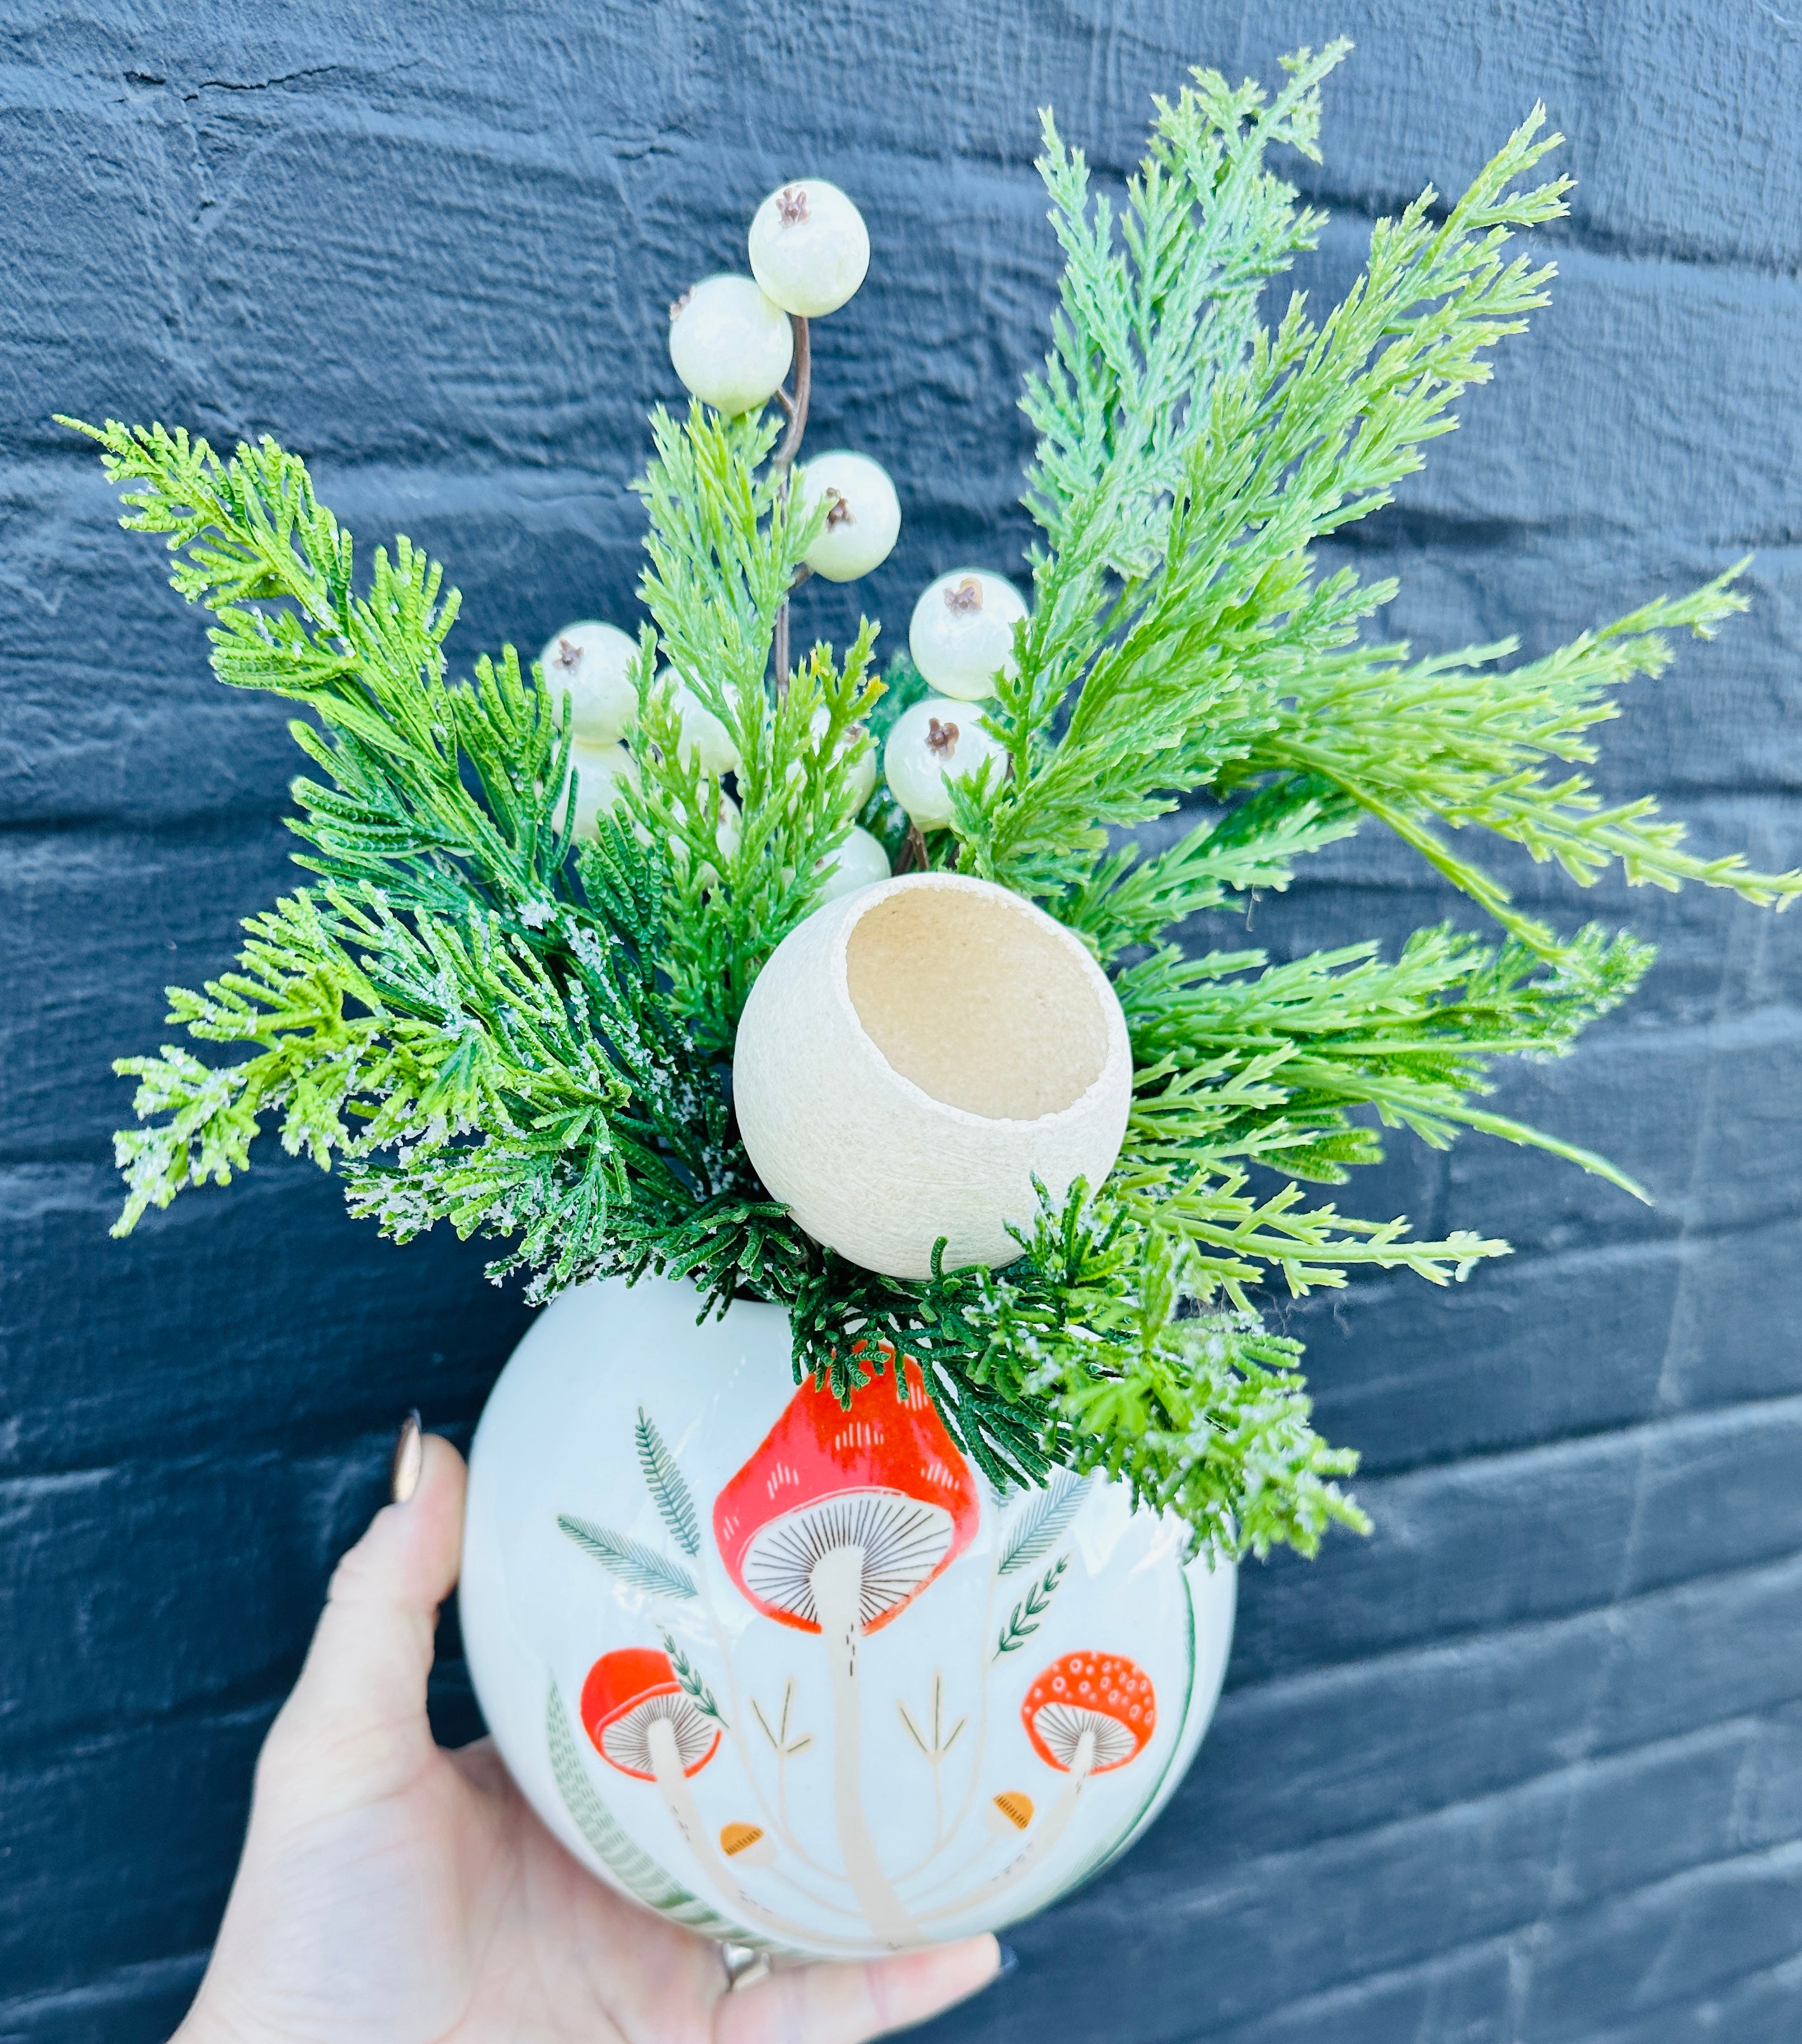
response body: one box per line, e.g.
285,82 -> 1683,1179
740,1492 -> 955,1630
581,1647 -> 720,1782
598,1690 -> 720,1778
713,1358 -> 979,1635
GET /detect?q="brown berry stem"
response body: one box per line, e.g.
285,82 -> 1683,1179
770,315 -> 812,697
773,316 -> 811,472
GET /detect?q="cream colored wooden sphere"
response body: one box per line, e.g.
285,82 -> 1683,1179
732,873 -> 1132,1277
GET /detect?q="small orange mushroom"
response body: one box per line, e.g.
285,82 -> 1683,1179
986,1790 -> 1034,1837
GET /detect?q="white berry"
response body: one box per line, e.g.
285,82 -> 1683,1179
748,180 -> 870,318
668,275 -> 793,415
807,706 -> 877,809
816,825 -> 891,902
657,669 -> 741,777
538,620 -> 639,743
796,451 -> 900,582
908,571 -> 1028,702
883,698 -> 1006,828
560,740 -> 639,838
840,725 -> 878,810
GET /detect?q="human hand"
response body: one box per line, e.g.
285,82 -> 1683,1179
175,1423 -> 1004,2044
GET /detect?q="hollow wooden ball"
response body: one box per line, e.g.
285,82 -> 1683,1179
732,873 -> 1132,1278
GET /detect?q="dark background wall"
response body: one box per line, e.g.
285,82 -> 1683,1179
3,3 -> 1800,2039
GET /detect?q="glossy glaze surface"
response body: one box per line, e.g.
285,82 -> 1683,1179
461,1274 -> 1235,1954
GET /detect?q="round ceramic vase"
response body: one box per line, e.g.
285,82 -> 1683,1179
461,1272 -> 1237,1956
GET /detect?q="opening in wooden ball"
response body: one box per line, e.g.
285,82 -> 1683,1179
844,884 -> 1109,1120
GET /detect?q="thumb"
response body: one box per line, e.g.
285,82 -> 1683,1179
721,1937 -> 1004,2044
258,1427 -> 467,1818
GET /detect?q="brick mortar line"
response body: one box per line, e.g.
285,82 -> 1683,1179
0,1947 -> 208,2025
1218,1541 -> 1802,1719
9,1375 -> 1802,1511
1164,1869 -> 1802,2044
11,443 -> 1802,548
1095,1815 -> 1802,2044
8,1531 -> 1802,1771
6,80 -> 1802,286
8,781 -> 1802,838
1333,1380 -> 1802,1486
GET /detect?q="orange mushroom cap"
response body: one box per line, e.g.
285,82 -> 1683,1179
1021,1651 -> 1156,1774
580,1646 -> 720,1780
713,1351 -> 980,1634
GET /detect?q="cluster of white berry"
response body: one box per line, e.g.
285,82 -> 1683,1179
538,176 -> 1028,896
884,570 -> 1023,828
670,179 -> 899,587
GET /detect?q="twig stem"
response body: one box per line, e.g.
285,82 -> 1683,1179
773,317 -> 810,472
771,315 -> 812,695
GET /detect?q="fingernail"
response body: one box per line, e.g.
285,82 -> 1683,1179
390,1409 -> 423,1504
995,1944 -> 1018,1978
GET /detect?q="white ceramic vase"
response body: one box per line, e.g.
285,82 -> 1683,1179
461,1273 -> 1237,1956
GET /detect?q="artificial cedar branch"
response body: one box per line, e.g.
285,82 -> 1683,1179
1056,564 -> 1794,1007
1017,44 -> 1350,754
59,418 -> 587,925
973,111 -> 1572,883
1107,1154 -> 1510,1302
1130,1056 -> 1649,1202
1112,920 -> 1658,1201
1236,570 -> 1802,951
1064,794 -> 1360,961
631,404 -> 885,1049
1023,43 -> 1344,552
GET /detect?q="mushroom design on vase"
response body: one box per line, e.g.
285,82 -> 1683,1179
582,1645 -> 790,1931
925,1650 -> 1156,1923
1020,1650 -> 1157,1778
713,1358 -> 981,1945
582,1646 -> 723,1853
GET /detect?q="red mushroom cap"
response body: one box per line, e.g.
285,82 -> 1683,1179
580,1646 -> 720,1780
713,1351 -> 980,1634
1021,1651 -> 1156,1774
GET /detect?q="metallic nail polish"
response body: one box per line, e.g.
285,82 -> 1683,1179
390,1408 -> 423,1504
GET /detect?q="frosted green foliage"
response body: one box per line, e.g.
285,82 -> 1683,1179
999,1196 -> 1374,1561
69,43 -> 1799,1560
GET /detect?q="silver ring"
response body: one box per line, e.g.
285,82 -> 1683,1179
720,1942 -> 772,1993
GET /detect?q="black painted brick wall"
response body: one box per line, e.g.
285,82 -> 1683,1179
4,4 -> 1800,2040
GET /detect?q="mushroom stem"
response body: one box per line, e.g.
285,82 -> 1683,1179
919,1727 -> 1095,1925
644,1719 -> 871,1956
812,1544 -> 923,1947
646,1717 -> 720,1871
